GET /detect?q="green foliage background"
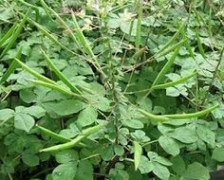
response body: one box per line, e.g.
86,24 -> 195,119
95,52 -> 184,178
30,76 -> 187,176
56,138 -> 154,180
0,0 -> 224,179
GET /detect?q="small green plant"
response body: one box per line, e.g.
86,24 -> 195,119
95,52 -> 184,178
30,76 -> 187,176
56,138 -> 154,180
0,0 -> 224,180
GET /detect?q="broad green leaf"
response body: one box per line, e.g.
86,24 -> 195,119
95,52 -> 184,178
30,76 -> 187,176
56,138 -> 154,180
126,165 -> 143,180
20,88 -> 36,103
158,124 -> 174,134
75,160 -> 93,180
171,156 -> 186,175
158,136 -> 180,156
130,130 -> 150,142
14,113 -> 35,132
123,117 -> 144,129
22,152 -> 39,167
77,106 -> 98,127
166,85 -> 188,97
114,144 -> 125,156
0,7 -> 13,21
183,162 -> 210,180
55,150 -> 79,164
170,127 -> 198,143
212,104 -> 224,119
138,156 -> 154,174
15,106 -> 45,118
109,167 -> 129,180
52,162 -> 77,180
25,106 -> 46,118
133,141 -> 142,170
212,147 -> 224,162
0,109 -> 14,121
101,145 -> 114,161
152,162 -> 170,180
87,95 -> 111,112
42,99 -> 86,116
148,151 -> 172,166
196,125 -> 215,147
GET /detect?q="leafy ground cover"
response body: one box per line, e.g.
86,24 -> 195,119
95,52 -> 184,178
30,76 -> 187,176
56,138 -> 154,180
0,0 -> 224,179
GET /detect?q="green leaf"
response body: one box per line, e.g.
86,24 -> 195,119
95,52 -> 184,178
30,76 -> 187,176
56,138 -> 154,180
171,127 -> 198,143
138,156 -> 154,174
0,6 -> 14,21
114,144 -> 125,156
171,156 -> 186,175
130,130 -> 150,142
55,150 -> 79,164
166,85 -> 188,97
75,160 -> 93,180
42,99 -> 86,116
101,145 -> 114,161
52,162 -> 78,180
87,95 -> 111,112
158,136 -> 180,156
20,89 -> 36,103
123,119 -> 144,129
24,106 -> 46,118
14,113 -> 35,132
0,109 -> 14,121
77,106 -> 98,127
196,125 -> 215,147
22,152 -> 39,167
152,162 -> 170,180
212,147 -> 224,162
212,104 -> 224,119
133,141 -> 142,170
109,167 -> 129,180
183,162 -> 210,180
148,152 -> 172,166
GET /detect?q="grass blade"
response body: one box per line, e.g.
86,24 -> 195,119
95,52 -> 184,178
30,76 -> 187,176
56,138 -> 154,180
0,11 -> 28,58
36,124 -> 71,143
40,0 -> 79,45
135,0 -> 142,50
179,24 -> 195,59
71,12 -> 106,78
18,0 -> 40,21
152,47 -> 181,87
38,1 -> 106,78
24,15 -> 74,54
144,46 -> 182,97
156,39 -> 186,58
30,80 -> 77,97
138,104 -> 219,122
156,20 -> 186,56
0,23 -> 17,48
41,49 -> 82,94
0,47 -> 22,84
195,28 -> 206,58
152,72 -> 197,90
39,124 -> 105,152
15,58 -> 56,84
131,47 -> 146,60
165,104 -> 219,119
